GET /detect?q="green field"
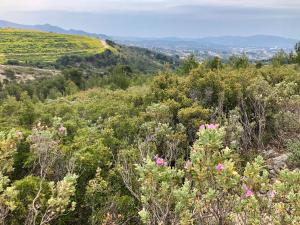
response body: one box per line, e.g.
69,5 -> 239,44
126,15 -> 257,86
0,28 -> 111,64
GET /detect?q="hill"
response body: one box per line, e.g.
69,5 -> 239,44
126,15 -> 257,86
0,28 -> 179,73
0,28 -> 111,64
1,60 -> 300,224
0,20 -> 110,40
56,40 -> 180,73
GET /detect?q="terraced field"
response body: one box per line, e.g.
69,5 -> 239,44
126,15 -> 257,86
0,28 -> 111,64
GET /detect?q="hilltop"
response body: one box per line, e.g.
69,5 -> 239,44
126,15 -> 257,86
0,28 -> 111,65
0,20 -> 110,40
0,28 -> 179,73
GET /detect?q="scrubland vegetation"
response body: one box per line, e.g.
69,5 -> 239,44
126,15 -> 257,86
0,29 -> 300,225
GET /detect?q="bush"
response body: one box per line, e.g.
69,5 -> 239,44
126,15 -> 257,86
287,139 -> 300,167
3,69 -> 16,80
137,125 -> 300,225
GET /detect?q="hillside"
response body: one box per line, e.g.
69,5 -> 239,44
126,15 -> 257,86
56,40 -> 180,73
1,61 -> 300,224
0,20 -> 110,40
0,28 -> 179,73
0,28 -> 111,64
0,65 -> 60,83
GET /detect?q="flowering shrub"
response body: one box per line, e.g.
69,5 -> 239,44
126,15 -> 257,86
136,157 -> 185,224
137,124 -> 300,225
154,155 -> 167,166
0,125 -> 78,225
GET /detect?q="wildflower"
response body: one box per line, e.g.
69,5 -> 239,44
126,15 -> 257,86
243,184 -> 254,198
245,189 -> 254,197
155,155 -> 167,166
199,125 -> 205,130
268,190 -> 276,198
207,124 -> 219,129
199,124 -> 219,131
216,163 -> 224,172
58,125 -> 67,135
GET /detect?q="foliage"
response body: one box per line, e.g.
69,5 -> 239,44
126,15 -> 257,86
287,139 -> 300,167
0,42 -> 300,224
137,125 -> 300,225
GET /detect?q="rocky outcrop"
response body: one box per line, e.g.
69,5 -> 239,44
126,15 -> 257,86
264,149 -> 290,177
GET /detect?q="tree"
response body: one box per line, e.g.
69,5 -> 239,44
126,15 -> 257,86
272,50 -> 288,66
63,68 -> 84,89
178,55 -> 199,74
205,57 -> 223,70
229,54 -> 249,69
295,42 -> 300,64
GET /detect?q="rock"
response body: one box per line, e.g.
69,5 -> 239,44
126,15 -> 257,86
271,154 -> 289,172
264,149 -> 278,158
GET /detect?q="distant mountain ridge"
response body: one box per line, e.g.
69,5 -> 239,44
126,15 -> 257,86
115,35 -> 299,49
199,35 -> 298,48
1,19 -> 299,61
0,20 -> 110,40
0,20 -> 298,49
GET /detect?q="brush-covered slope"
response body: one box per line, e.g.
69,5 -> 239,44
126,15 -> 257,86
56,40 -> 180,73
0,28 -> 111,64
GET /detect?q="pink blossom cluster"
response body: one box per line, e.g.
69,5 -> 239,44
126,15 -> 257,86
216,164 -> 275,199
243,184 -> 254,198
154,155 -> 167,166
216,163 -> 224,172
199,124 -> 219,131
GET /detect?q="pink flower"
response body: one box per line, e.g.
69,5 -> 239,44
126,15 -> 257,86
58,125 -> 67,135
243,184 -> 254,198
155,156 -> 167,166
199,124 -> 219,131
268,190 -> 276,198
216,163 -> 224,172
199,125 -> 206,131
207,124 -> 219,129
245,189 -> 254,197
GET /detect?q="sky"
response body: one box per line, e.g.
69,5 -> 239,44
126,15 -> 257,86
0,0 -> 300,38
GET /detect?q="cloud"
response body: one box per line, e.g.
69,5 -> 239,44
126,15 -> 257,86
1,0 -> 299,38
1,0 -> 300,12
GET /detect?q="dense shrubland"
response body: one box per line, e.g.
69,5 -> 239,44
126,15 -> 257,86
55,43 -> 180,74
0,44 -> 300,224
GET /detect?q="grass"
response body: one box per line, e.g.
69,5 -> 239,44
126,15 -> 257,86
0,28 -> 112,64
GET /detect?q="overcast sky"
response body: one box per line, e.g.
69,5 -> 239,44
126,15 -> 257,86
1,0 -> 299,38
